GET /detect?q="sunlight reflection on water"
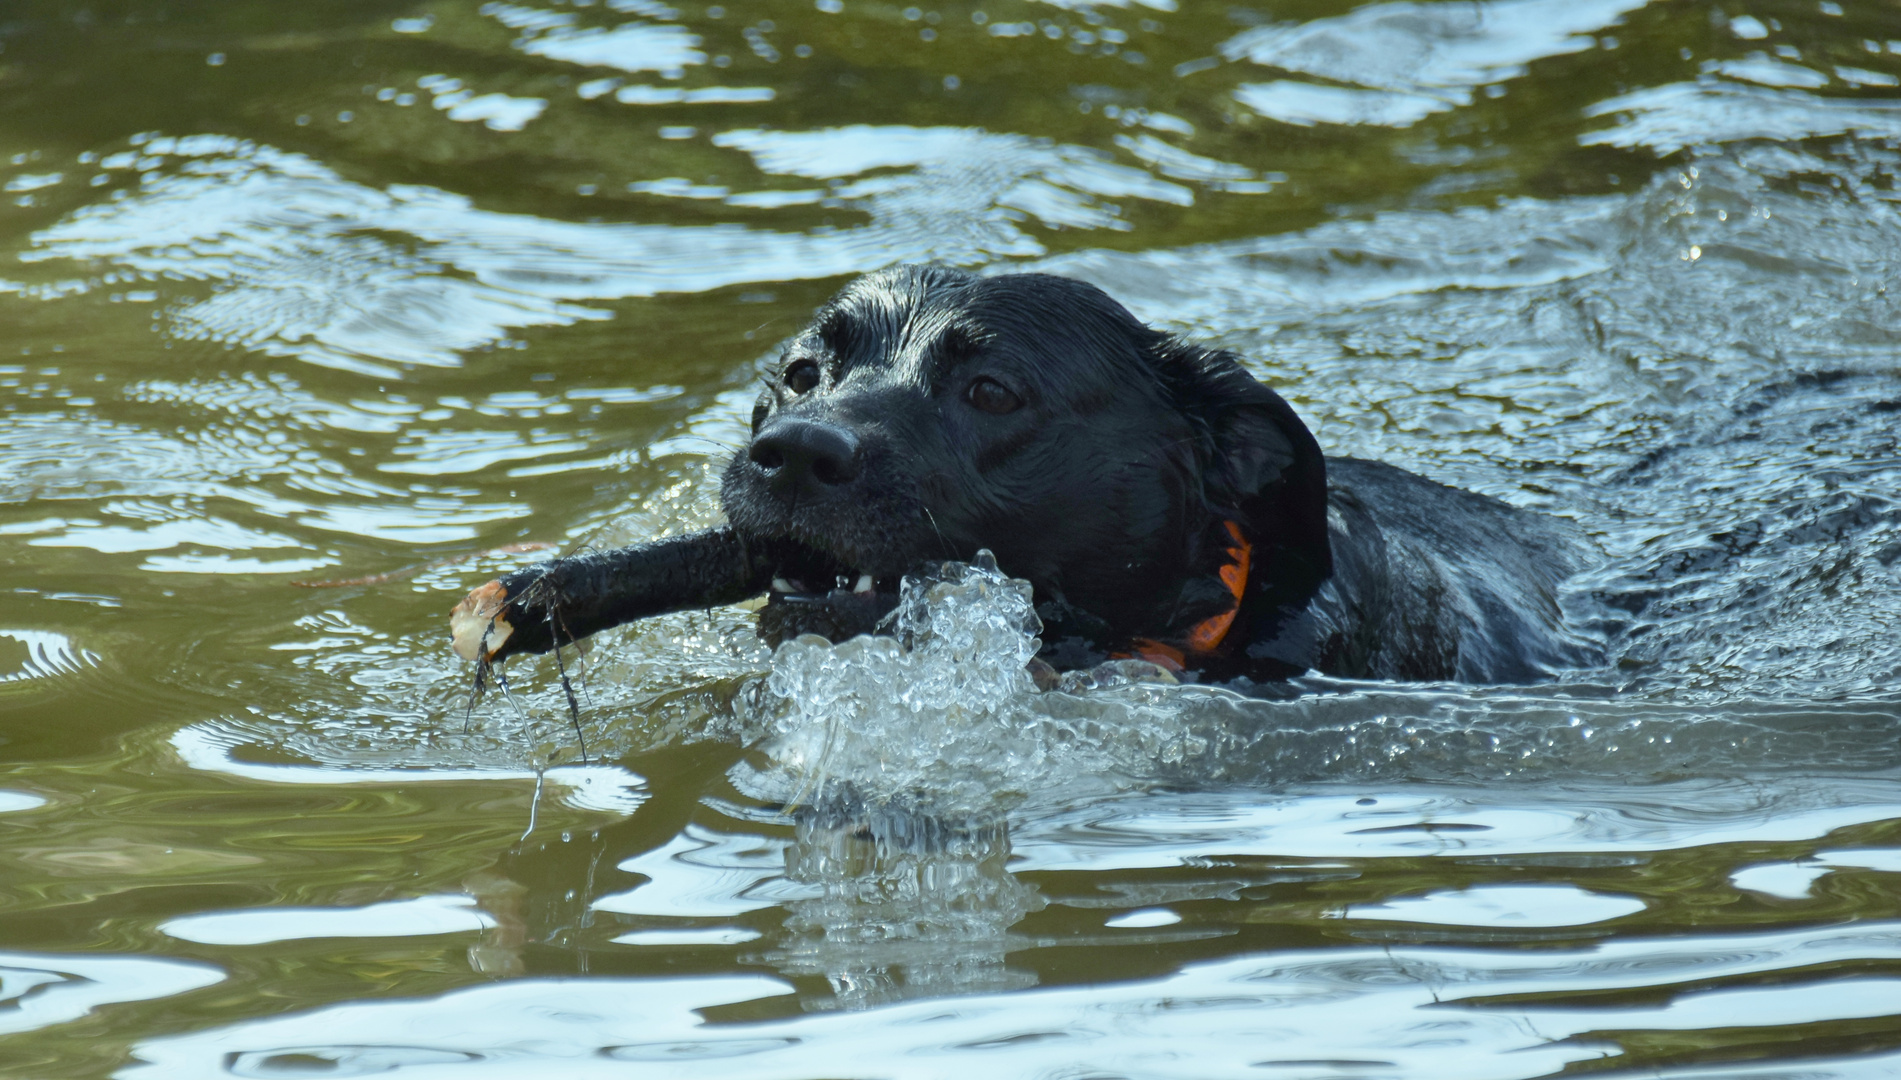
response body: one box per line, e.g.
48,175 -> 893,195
0,955 -> 222,1039
1227,0 -> 1649,127
119,923 -> 1901,1079
3,0 -> 1901,1073
15,124 -> 1217,378
160,894 -> 495,946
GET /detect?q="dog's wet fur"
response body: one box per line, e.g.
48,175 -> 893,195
460,265 -> 1597,686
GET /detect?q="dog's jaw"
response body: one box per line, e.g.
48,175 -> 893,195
741,532 -> 910,646
719,446 -> 927,645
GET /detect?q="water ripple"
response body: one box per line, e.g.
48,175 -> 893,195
118,921 -> 1901,1079
1225,0 -> 1648,127
16,125 -> 1213,377
0,628 -> 98,684
0,952 -> 222,1038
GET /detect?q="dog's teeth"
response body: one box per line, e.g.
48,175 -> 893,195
853,573 -> 875,594
772,577 -> 797,594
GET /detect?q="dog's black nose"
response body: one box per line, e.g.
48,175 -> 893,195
749,418 -> 862,498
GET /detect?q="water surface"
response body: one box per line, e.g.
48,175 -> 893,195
3,0 -> 1900,1076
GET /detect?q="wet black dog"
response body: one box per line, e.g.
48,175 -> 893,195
452,265 -> 1596,685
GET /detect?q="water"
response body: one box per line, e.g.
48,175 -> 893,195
3,0 -> 1901,1075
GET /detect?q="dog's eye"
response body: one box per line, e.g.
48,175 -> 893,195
783,360 -> 821,395
965,376 -> 1022,415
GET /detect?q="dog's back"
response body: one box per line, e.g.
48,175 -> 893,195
1309,458 -> 1599,684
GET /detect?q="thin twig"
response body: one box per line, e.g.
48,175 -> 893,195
465,632 -> 497,733
550,604 -> 590,764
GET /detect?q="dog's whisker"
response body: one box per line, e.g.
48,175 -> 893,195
664,434 -> 746,455
921,506 -> 954,561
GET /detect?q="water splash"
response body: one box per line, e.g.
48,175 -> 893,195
734,551 -> 1901,815
745,553 -> 1064,814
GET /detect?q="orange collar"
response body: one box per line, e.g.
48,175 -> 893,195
1119,520 -> 1251,672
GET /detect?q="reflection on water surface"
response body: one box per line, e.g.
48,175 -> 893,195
1,0 -> 1899,1075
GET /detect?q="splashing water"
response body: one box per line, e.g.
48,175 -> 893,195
775,554 -> 1040,723
740,553 -> 1294,815
745,553 -> 1068,814
734,551 -> 1901,817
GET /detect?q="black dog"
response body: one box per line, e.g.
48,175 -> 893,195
451,265 -> 1596,685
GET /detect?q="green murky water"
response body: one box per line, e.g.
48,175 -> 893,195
4,0 -> 1901,1076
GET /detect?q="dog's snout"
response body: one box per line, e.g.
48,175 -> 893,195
749,418 -> 862,497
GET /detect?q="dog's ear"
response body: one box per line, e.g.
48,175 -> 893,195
1157,340 -> 1332,578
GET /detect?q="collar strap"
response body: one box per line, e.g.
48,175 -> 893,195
1119,520 -> 1252,671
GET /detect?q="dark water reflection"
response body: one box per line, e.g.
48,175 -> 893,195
2,0 -> 1900,1075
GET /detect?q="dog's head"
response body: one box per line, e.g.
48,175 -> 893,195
720,265 -> 1329,650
